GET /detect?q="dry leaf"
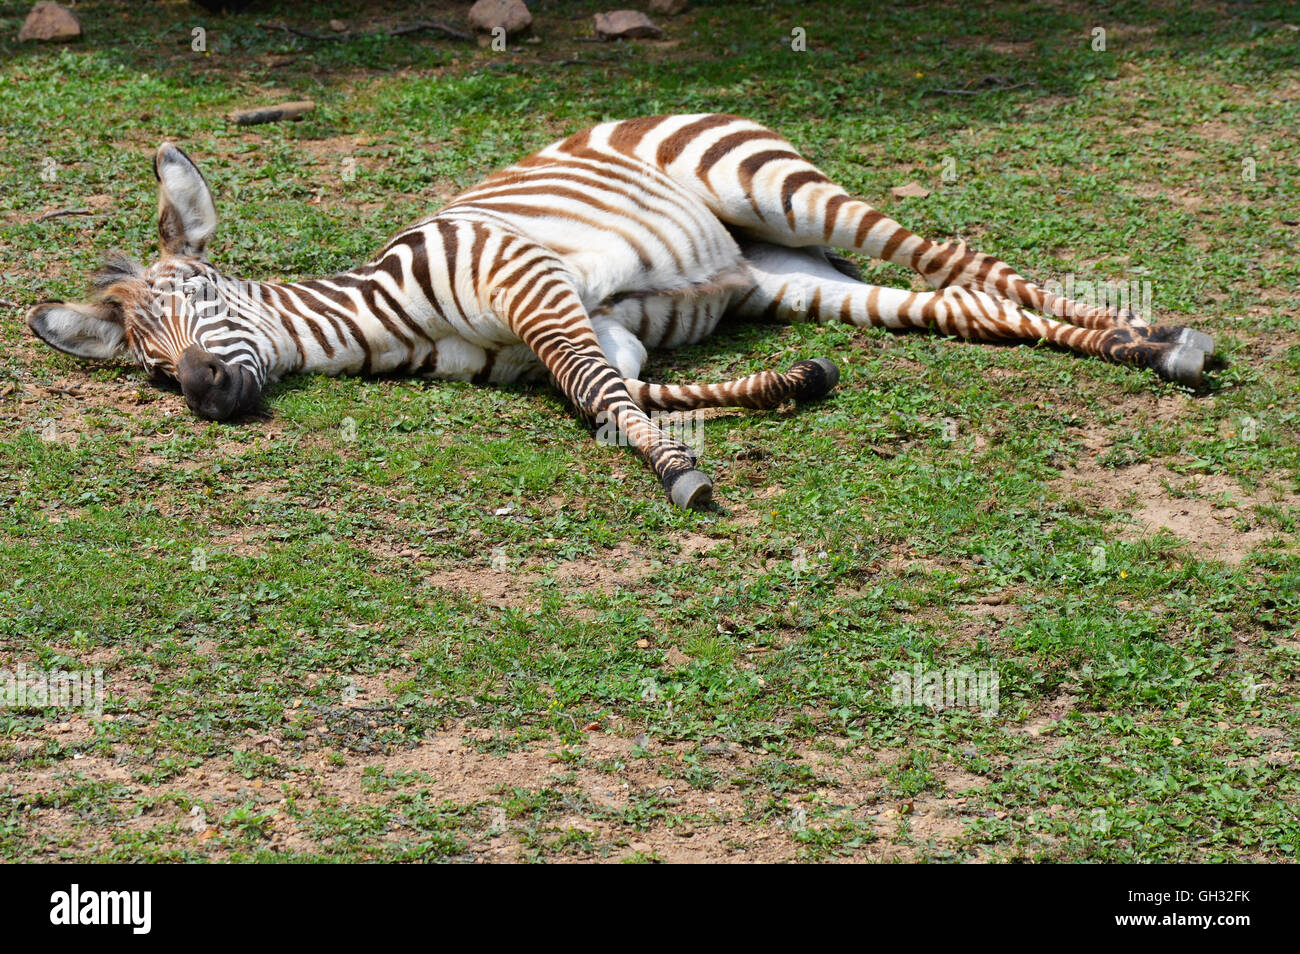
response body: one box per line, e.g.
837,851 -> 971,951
891,182 -> 931,199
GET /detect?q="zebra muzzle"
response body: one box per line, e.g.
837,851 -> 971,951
176,346 -> 262,420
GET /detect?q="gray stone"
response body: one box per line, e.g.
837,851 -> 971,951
649,0 -> 689,15
17,2 -> 81,43
594,10 -> 664,40
468,0 -> 532,36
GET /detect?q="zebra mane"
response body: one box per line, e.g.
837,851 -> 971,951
91,252 -> 146,297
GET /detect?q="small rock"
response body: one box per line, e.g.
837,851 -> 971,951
664,646 -> 690,667
649,0 -> 689,14
891,182 -> 931,199
468,0 -> 532,36
328,19 -> 348,33
17,2 -> 81,42
594,10 -> 664,40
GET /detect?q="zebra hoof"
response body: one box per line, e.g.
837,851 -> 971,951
668,469 -> 713,510
793,357 -> 840,400
1176,327 -> 1215,357
1155,344 -> 1206,387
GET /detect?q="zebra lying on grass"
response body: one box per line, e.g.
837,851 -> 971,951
28,114 -> 1213,508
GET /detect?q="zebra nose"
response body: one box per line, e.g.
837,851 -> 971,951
176,346 -> 261,420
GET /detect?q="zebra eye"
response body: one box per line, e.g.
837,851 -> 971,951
183,278 -> 220,307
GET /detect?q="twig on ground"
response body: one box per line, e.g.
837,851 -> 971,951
928,76 -> 1036,96
40,383 -> 82,397
259,20 -> 472,43
388,21 -> 473,41
34,208 -> 92,223
230,101 -> 315,126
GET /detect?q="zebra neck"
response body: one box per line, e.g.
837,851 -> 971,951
253,271 -> 439,380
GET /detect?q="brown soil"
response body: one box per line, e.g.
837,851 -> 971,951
5,719 -> 1013,863
1055,423 -> 1298,564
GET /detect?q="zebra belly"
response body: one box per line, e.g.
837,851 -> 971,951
594,267 -> 752,349
416,337 -> 542,384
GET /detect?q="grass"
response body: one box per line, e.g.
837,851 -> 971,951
0,0 -> 1297,862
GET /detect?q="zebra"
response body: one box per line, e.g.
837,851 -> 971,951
27,113 -> 1214,509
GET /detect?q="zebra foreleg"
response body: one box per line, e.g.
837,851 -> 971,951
498,275 -> 713,508
591,294 -> 839,413
624,359 -> 839,412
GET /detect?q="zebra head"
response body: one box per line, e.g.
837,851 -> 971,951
27,143 -> 266,420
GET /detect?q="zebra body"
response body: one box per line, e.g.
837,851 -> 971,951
28,114 -> 1215,508
271,116 -> 764,385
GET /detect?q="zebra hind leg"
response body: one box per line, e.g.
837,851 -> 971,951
736,243 -> 1209,387
637,116 -> 1214,357
910,239 -> 1216,360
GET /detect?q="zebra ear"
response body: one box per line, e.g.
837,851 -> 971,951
155,142 -> 217,258
27,301 -> 128,361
